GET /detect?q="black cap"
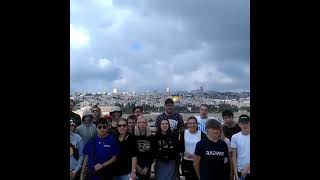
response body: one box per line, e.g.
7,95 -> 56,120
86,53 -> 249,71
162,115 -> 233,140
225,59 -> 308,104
238,114 -> 250,123
165,98 -> 174,105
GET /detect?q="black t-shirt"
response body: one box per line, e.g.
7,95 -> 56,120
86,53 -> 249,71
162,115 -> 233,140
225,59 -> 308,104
135,134 -> 155,168
195,137 -> 228,180
222,123 -> 241,140
155,112 -> 184,133
113,134 -> 137,176
70,112 -> 82,127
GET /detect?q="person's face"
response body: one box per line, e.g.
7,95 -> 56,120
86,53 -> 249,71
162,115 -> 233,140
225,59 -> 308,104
223,116 -> 234,125
200,106 -> 208,118
117,120 -> 128,135
83,116 -> 92,124
70,101 -> 74,112
128,119 -> 136,130
160,120 -> 169,132
188,119 -> 198,131
165,103 -> 174,114
207,128 -> 221,138
112,112 -> 122,120
97,123 -> 108,136
70,124 -> 75,132
137,117 -> 147,130
134,108 -> 143,118
239,122 -> 250,133
91,108 -> 99,118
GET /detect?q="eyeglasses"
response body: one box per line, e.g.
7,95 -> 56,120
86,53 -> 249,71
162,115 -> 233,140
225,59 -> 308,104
97,125 -> 107,129
117,124 -> 127,128
92,109 -> 98,112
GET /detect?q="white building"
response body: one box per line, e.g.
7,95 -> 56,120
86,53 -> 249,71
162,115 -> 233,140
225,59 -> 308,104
112,88 -> 118,94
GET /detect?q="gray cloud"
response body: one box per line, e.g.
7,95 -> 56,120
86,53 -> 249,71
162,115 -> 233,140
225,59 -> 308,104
70,0 -> 250,92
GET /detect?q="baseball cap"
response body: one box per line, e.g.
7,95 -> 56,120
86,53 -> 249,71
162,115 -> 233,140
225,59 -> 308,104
238,114 -> 250,123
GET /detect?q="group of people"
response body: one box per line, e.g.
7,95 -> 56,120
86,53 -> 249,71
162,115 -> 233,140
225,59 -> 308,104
70,98 -> 250,180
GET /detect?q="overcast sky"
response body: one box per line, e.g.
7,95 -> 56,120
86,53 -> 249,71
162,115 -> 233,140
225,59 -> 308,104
70,0 -> 250,93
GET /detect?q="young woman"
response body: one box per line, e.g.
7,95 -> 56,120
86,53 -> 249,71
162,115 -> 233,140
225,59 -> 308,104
179,116 -> 206,180
154,119 -> 180,180
70,120 -> 84,180
113,118 -> 138,180
134,115 -> 155,180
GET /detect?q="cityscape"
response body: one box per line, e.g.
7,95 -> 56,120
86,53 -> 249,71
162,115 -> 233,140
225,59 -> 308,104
71,86 -> 250,122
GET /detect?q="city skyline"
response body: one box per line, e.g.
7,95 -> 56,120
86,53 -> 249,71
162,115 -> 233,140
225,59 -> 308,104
71,86 -> 250,94
71,0 -> 250,92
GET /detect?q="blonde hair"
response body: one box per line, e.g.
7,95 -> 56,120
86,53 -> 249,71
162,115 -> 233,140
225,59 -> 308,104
134,115 -> 151,137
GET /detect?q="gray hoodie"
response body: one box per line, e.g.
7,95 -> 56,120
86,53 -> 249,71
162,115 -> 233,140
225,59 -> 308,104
75,123 -> 97,146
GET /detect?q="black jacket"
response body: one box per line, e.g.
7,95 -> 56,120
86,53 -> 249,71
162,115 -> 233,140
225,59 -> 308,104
154,131 -> 180,161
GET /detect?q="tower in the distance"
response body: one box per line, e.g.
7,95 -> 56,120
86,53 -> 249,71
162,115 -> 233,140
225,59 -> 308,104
200,86 -> 204,93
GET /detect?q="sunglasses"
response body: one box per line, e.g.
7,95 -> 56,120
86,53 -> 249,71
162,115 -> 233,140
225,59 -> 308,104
97,125 -> 107,129
117,124 -> 127,128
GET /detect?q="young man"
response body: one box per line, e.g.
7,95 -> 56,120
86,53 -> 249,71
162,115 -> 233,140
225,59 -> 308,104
231,115 -> 250,180
80,118 -> 120,180
75,109 -> 97,146
109,106 -> 123,134
70,99 -> 82,128
194,119 -> 229,180
127,114 -> 137,135
91,105 -> 102,126
155,98 -> 184,133
222,110 -> 241,140
222,109 -> 241,180
133,106 -> 143,118
196,104 -> 216,134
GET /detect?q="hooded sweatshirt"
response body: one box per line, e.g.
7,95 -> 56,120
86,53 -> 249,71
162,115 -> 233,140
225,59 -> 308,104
75,123 -> 97,146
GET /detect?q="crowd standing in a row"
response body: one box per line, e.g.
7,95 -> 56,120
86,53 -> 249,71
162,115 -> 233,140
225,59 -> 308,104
70,99 -> 250,180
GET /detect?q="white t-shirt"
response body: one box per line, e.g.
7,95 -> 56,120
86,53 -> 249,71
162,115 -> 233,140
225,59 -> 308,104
196,116 -> 209,134
230,132 -> 250,172
196,115 -> 218,134
184,129 -> 201,160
